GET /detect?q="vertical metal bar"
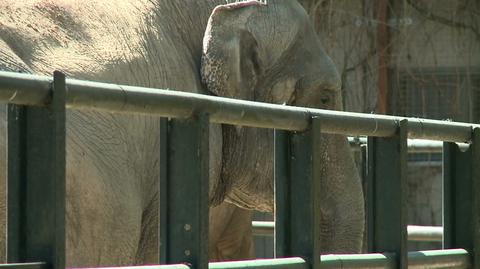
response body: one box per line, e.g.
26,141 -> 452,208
366,142 -> 374,253
443,141 -> 469,249
274,117 -> 322,269
6,103 -> 25,263
7,71 -> 66,269
165,114 -> 209,269
360,144 -> 368,253
159,118 -> 168,264
473,128 -> 480,269
274,129 -> 289,259
360,144 -> 368,192
443,127 -> 480,268
367,119 -> 407,269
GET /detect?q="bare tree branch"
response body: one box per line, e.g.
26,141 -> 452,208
405,0 -> 480,42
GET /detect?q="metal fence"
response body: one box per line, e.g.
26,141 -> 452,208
252,221 -> 444,243
252,138 -> 447,242
252,138 -> 446,257
0,70 -> 479,269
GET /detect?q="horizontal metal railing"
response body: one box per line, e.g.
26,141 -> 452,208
0,71 -> 478,142
252,221 -> 276,237
407,225 -> 444,242
209,258 -> 308,269
350,137 -> 446,152
0,263 -> 47,269
75,266 -> 191,269
252,221 -> 443,242
349,137 -> 470,154
1,71 -> 478,269
72,249 -> 469,269
321,249 -> 470,269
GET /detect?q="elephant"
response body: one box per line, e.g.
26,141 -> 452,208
0,0 -> 365,266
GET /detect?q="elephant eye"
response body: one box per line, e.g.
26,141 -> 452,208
320,95 -> 330,104
287,89 -> 297,105
319,90 -> 335,107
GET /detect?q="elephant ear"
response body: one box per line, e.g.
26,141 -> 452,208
201,1 -> 266,101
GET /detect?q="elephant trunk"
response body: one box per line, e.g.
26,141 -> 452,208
220,127 -> 365,253
318,133 -> 365,253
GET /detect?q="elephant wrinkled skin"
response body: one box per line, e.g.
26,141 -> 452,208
0,0 -> 364,266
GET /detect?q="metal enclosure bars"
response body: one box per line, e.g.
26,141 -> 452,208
0,70 -> 479,269
7,71 -> 66,269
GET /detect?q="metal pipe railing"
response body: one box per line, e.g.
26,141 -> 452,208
210,258 -> 308,269
252,221 -> 443,242
348,137 -> 469,153
321,249 -> 469,269
71,250 -> 470,269
407,225 -> 443,242
74,266 -> 191,269
252,221 -> 276,237
0,71 -> 478,143
321,253 -> 395,269
0,263 -> 47,269
1,72 -> 475,269
408,249 -> 470,269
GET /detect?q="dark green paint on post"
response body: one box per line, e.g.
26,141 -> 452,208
274,129 -> 289,258
7,103 -> 26,263
164,115 -> 209,269
367,120 -> 408,269
274,117 -> 322,269
7,71 -> 66,269
443,127 -> 480,268
159,117 -> 168,264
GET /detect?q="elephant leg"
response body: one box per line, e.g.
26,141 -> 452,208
134,190 -> 159,264
65,161 -> 144,267
209,202 -> 254,261
65,112 -> 153,267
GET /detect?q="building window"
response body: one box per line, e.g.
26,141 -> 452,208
391,68 -> 480,123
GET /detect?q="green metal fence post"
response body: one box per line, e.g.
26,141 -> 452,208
6,103 -> 25,264
7,71 -> 66,269
275,117 -> 322,269
367,119 -> 408,269
360,144 -> 368,253
443,127 -> 480,268
159,118 -> 168,264
274,128 -> 289,259
163,114 -> 209,269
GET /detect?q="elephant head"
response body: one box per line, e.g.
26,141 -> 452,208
201,0 -> 341,109
202,0 -> 364,253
